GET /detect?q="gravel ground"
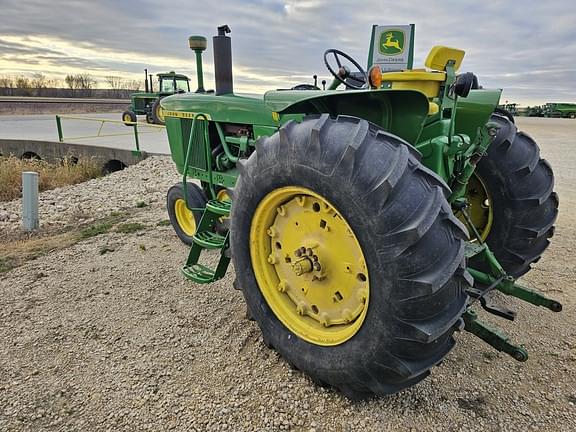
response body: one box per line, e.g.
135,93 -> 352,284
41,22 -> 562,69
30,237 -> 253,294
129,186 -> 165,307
0,117 -> 575,431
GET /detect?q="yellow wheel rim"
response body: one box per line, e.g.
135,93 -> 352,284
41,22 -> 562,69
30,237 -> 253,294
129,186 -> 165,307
216,188 -> 231,202
216,188 -> 231,223
156,104 -> 165,122
123,113 -> 132,123
460,173 -> 493,241
250,186 -> 369,346
174,198 -> 196,236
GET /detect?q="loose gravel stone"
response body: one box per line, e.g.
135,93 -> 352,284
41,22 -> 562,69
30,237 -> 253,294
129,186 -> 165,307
1,119 -> 575,431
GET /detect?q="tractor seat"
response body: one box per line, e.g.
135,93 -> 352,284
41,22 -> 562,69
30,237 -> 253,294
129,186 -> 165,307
381,70 -> 446,98
380,46 -> 465,114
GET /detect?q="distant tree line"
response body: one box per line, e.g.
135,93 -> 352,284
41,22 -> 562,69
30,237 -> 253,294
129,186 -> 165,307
0,73 -> 142,98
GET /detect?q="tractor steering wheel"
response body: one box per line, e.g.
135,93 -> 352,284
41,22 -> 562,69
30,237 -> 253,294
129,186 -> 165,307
323,49 -> 368,89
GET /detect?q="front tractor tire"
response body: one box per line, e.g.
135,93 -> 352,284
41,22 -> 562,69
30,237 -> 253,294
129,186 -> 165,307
166,182 -> 206,245
122,110 -> 137,126
231,115 -> 470,399
467,113 -> 558,278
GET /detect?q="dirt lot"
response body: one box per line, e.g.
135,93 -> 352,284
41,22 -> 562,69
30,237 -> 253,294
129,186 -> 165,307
0,117 -> 574,431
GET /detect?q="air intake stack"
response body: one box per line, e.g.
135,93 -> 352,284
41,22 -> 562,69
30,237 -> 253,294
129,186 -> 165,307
213,25 -> 233,95
188,35 -> 207,93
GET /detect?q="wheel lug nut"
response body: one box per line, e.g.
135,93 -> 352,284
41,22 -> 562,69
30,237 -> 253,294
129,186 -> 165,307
296,302 -> 307,315
299,247 -> 306,255
313,255 -> 318,262
295,249 -> 302,257
320,312 -> 329,327
277,280 -> 288,293
313,262 -> 321,271
307,248 -> 313,256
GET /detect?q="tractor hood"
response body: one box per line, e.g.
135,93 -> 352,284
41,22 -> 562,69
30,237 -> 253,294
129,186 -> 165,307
264,89 -> 430,144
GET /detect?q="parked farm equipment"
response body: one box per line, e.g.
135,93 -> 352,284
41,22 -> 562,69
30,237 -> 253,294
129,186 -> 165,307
162,25 -> 560,399
122,69 -> 191,126
544,102 -> 576,119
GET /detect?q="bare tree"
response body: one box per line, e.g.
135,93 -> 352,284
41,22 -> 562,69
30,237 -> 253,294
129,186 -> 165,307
76,73 -> 95,89
124,80 -> 141,92
105,75 -> 123,89
14,76 -> 32,96
65,74 -> 75,90
0,76 -> 14,96
76,73 -> 95,96
31,73 -> 47,88
105,75 -> 124,97
63,73 -> 96,96
0,76 -> 13,88
15,76 -> 31,89
31,73 -> 48,96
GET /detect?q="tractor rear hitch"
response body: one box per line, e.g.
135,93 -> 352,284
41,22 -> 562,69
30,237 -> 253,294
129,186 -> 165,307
468,268 -> 563,312
463,310 -> 528,362
468,284 -> 517,321
462,266 -> 562,362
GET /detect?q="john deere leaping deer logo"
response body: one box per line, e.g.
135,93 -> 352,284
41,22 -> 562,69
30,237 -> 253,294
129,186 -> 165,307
379,30 -> 405,55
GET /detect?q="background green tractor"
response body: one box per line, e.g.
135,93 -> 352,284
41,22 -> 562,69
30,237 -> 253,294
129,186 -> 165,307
122,69 -> 191,126
162,25 -> 560,399
544,102 -> 576,118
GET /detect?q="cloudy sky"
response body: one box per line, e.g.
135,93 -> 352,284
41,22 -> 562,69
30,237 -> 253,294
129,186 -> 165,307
0,0 -> 575,104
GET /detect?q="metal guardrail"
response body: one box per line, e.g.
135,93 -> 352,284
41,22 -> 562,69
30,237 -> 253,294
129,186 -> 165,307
1,96 -> 129,104
55,115 -> 165,154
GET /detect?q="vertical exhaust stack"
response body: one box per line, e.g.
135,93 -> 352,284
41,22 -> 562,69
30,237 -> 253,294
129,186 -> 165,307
149,74 -> 154,93
144,68 -> 149,92
213,25 -> 233,95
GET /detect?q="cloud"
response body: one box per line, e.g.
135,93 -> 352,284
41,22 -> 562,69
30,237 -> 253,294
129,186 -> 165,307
0,0 -> 574,104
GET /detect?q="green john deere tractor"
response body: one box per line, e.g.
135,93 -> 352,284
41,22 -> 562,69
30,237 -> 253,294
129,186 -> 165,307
544,102 -> 576,119
122,69 -> 191,126
162,25 -> 560,399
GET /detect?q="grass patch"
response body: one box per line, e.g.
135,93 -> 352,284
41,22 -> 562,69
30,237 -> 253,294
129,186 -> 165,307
156,219 -> 171,226
0,211 -> 150,274
0,257 -> 17,273
79,213 -> 127,239
116,222 -> 146,234
0,155 -> 102,202
135,201 -> 148,208
0,231 -> 77,273
1,212 -> 127,273
79,221 -> 115,239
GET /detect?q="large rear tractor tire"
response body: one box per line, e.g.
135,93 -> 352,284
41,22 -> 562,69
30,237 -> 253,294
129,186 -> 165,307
467,113 -> 558,278
166,182 -> 206,245
231,115 -> 470,399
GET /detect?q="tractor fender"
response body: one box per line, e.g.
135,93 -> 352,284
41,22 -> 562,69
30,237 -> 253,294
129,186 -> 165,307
454,89 -> 502,143
264,89 -> 430,145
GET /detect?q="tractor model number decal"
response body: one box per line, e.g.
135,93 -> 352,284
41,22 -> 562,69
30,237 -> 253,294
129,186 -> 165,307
163,111 -> 212,120
379,30 -> 405,56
